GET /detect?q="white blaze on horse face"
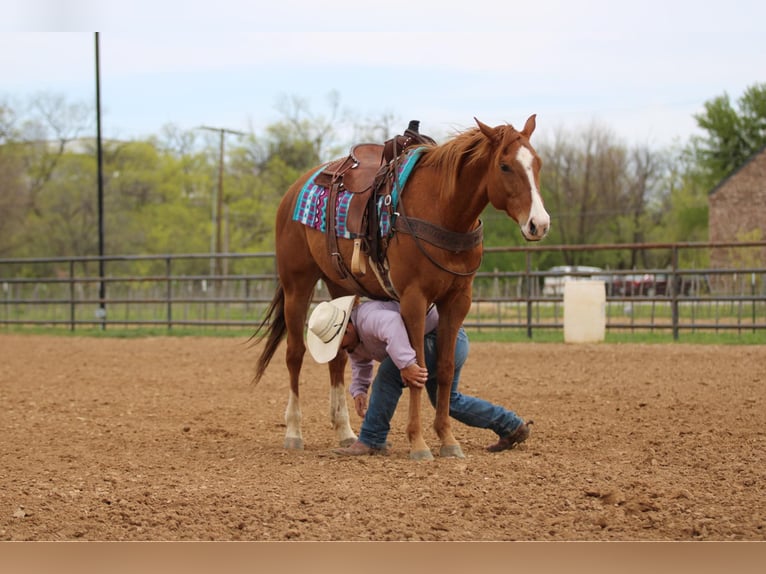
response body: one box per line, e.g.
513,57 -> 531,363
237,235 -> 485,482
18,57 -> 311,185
516,146 -> 550,240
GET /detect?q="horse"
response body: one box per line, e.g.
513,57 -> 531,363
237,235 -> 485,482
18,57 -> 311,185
252,115 -> 549,460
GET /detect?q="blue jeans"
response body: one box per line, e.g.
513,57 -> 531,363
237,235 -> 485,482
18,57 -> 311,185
358,328 -> 524,449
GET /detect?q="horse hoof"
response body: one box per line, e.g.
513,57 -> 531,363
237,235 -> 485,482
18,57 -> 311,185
339,437 -> 356,448
409,449 -> 434,461
283,437 -> 304,450
439,445 -> 465,459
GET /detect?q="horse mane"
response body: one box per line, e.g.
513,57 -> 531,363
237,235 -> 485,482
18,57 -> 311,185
417,125 -> 518,200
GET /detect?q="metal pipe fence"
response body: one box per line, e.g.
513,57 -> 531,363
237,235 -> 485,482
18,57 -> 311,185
1,241 -> 765,339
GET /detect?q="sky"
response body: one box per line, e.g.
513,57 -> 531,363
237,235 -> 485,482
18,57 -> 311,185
2,0 -> 765,149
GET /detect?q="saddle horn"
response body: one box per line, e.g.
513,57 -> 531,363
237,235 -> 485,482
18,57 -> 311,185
404,120 -> 436,145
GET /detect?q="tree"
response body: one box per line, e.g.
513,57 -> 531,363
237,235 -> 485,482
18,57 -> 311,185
19,93 -> 92,215
692,82 -> 766,185
23,153 -> 98,258
0,101 -> 26,255
0,94 -> 92,256
658,145 -> 710,247
274,91 -> 346,162
528,122 -> 668,270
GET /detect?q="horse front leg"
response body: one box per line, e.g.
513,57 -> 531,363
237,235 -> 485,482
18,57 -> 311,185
433,329 -> 464,459
328,351 -> 357,447
399,297 -> 432,461
433,297 -> 469,458
407,385 -> 433,461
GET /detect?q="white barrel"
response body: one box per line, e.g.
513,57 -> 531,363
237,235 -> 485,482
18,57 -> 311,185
563,280 -> 606,343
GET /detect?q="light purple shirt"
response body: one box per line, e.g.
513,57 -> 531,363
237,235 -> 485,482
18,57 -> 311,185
347,300 -> 439,398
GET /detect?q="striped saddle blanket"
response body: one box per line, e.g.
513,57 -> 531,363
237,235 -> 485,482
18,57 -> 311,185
292,146 -> 426,238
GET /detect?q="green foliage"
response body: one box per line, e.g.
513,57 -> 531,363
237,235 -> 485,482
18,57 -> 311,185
533,122 -> 670,270
0,91 -> 353,266
691,82 -> 766,184
1,83 -> 764,277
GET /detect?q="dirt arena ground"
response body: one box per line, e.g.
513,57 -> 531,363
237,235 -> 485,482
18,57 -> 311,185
1,333 -> 764,541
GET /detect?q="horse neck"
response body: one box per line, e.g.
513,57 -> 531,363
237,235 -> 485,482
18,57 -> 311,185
409,135 -> 495,231
435,158 -> 489,232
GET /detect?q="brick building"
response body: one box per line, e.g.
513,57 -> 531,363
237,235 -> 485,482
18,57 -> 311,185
708,144 -> 766,270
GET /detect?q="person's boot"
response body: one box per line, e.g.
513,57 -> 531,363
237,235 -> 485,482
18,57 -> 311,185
333,439 -> 390,456
486,421 -> 533,452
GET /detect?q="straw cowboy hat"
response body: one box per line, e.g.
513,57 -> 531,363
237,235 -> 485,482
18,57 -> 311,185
306,295 -> 356,363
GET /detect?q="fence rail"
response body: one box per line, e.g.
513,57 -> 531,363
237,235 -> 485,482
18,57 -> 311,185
2,241 -> 765,339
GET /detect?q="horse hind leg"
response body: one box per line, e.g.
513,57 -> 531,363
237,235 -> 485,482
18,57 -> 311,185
283,388 -> 304,450
281,289 -> 314,450
282,351 -> 356,450
328,354 -> 357,447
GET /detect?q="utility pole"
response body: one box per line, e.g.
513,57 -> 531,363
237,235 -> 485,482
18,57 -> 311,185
197,126 -> 246,281
95,32 -> 106,329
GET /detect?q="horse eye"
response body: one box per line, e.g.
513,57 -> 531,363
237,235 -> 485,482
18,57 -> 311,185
500,163 -> 511,172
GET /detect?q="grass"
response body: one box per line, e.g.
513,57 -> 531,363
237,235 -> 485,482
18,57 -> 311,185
3,324 -> 765,345
0,324 -> 257,339
3,290 -> 764,344
466,328 -> 766,344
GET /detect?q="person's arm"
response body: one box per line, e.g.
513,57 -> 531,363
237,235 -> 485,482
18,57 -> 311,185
349,358 -> 373,417
367,309 -> 428,388
366,309 -> 417,367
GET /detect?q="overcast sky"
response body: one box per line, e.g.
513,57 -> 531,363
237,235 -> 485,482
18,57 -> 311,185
2,0 -> 764,148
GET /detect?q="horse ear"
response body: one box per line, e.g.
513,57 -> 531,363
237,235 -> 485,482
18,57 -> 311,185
521,114 -> 537,138
474,117 -> 497,141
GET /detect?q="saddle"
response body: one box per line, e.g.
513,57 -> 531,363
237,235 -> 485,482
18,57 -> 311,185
317,121 -> 436,298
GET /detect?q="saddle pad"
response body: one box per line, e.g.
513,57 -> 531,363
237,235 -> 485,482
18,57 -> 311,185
292,146 -> 426,237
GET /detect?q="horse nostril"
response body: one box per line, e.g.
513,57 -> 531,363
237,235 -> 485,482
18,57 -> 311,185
529,218 -> 549,237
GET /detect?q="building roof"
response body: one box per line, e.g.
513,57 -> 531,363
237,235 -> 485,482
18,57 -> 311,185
709,143 -> 766,197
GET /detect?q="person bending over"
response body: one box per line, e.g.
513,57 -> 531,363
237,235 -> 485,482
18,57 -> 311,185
306,296 -> 532,456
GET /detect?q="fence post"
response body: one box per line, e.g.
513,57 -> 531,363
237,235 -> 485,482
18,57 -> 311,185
752,272 -> 757,334
166,257 -> 172,331
671,246 -> 679,340
69,259 -> 75,332
525,251 -> 533,339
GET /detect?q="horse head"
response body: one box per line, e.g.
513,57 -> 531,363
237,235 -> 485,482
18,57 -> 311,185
475,115 -> 550,241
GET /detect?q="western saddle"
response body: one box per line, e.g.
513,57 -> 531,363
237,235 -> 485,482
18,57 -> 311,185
314,120 -> 436,298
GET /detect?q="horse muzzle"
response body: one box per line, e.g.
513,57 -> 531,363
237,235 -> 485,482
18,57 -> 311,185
522,214 -> 550,241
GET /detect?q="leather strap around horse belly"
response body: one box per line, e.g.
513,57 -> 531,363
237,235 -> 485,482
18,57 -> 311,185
394,216 -> 484,276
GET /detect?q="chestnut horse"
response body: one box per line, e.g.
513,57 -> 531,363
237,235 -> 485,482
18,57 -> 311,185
253,115 -> 549,460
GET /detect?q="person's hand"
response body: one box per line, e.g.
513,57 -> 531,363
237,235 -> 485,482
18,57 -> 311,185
400,363 -> 428,389
354,393 -> 368,418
